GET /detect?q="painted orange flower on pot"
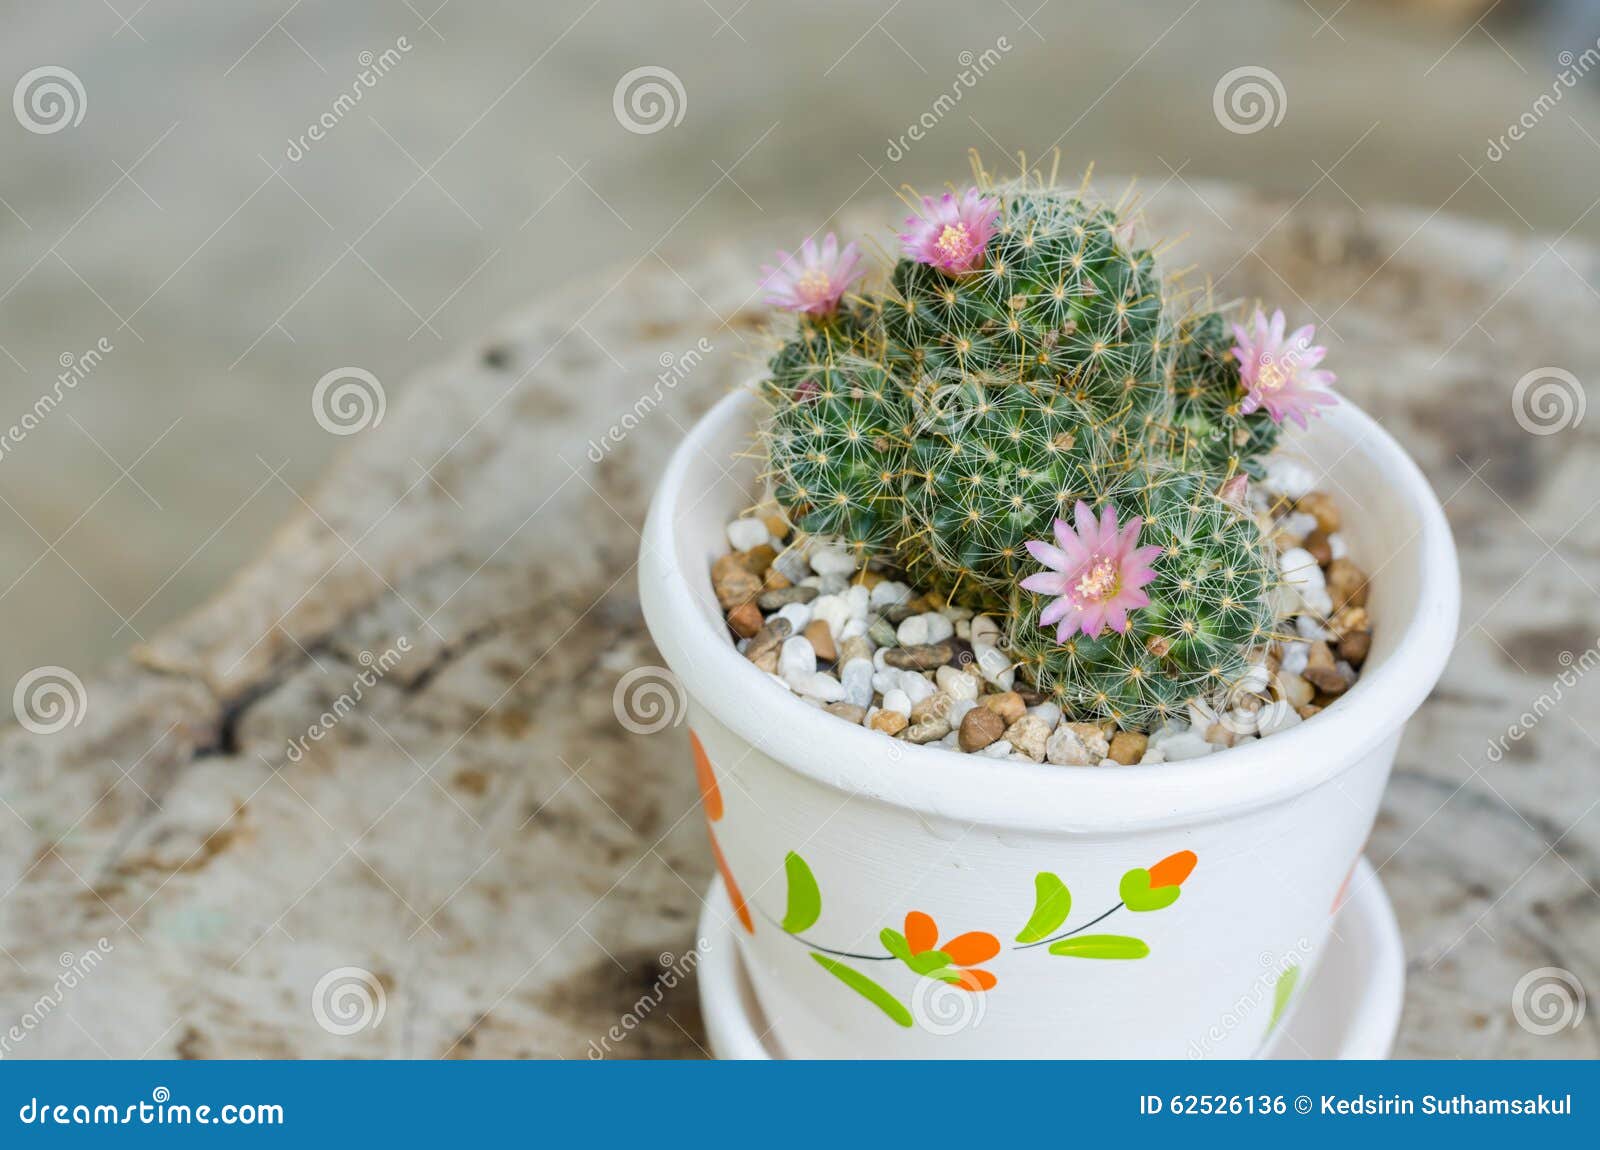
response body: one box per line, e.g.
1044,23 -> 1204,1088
895,911 -> 1001,992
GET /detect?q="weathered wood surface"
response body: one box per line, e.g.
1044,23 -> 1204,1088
2,184 -> 1597,1059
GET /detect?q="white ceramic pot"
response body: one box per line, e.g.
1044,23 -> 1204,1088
639,388 -> 1458,1059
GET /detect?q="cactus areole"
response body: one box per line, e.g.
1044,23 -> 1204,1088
754,155 -> 1339,728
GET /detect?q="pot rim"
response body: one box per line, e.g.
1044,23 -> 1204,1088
639,387 -> 1459,832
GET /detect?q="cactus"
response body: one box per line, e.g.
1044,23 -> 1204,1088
1165,307 -> 1280,481
751,155 -> 1336,731
1006,468 -> 1279,728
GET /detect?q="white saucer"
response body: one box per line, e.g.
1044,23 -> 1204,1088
697,857 -> 1403,1059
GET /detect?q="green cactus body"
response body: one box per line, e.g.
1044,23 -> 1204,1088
1166,310 -> 1280,481
760,312 -> 912,560
900,377 -> 1117,607
1007,469 -> 1279,729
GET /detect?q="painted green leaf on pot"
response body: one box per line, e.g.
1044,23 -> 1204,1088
781,851 -> 822,934
1268,963 -> 1300,1032
1119,867 -> 1181,912
1015,872 -> 1072,943
1048,934 -> 1150,960
810,953 -> 913,1027
880,929 -> 952,976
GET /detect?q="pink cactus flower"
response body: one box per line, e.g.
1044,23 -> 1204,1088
1230,308 -> 1339,429
900,188 -> 1001,274
761,233 -> 864,315
1021,502 -> 1163,641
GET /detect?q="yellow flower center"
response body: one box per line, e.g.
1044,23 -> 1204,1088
796,267 -> 833,303
1257,357 -> 1288,393
1075,556 -> 1119,603
936,223 -> 971,263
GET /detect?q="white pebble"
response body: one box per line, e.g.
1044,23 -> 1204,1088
775,602 -> 813,632
726,518 -> 770,552
1263,456 -> 1316,501
1279,641 -> 1309,676
811,594 -> 850,637
772,548 -> 810,582
870,581 -> 912,608
1026,702 -> 1062,730
872,670 -> 899,695
841,659 -> 874,707
1295,614 -> 1330,641
1139,748 -> 1167,765
810,546 -> 857,576
898,672 -> 936,706
873,648 -> 890,672
1328,532 -> 1349,560
935,665 -> 979,701
779,636 -> 817,684
882,688 -> 912,717
970,614 -> 1001,647
946,697 -> 978,728
815,573 -> 848,595
845,584 -> 870,621
1276,511 -> 1318,542
799,575 -> 825,589
1279,547 -> 1332,616
897,614 -> 930,645
978,739 -> 1013,759
920,613 -> 955,643
838,617 -> 868,641
955,618 -> 972,640
937,731 -> 961,750
1163,732 -> 1214,761
796,671 -> 844,703
974,642 -> 1014,690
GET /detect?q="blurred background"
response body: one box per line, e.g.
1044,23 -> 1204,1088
1,0 -> 1598,686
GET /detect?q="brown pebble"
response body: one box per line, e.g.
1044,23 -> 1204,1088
1108,730 -> 1148,765
1004,715 -> 1051,762
825,702 -> 866,724
1325,558 -> 1368,612
1016,688 -> 1049,706
1302,664 -> 1349,696
1297,491 -> 1342,535
726,601 -> 762,639
744,618 -> 792,673
1303,529 -> 1333,567
1328,605 -> 1369,638
1296,704 -> 1324,720
764,567 -> 792,592
883,642 -> 954,670
959,706 -> 1006,752
804,619 -> 837,662
757,585 -> 818,610
870,709 -> 908,736
739,544 -> 777,575
902,717 -> 952,744
857,569 -> 885,589
1338,629 -> 1371,667
712,553 -> 762,610
980,691 -> 1026,725
1306,640 -> 1336,673
910,690 -> 954,724
762,513 -> 790,540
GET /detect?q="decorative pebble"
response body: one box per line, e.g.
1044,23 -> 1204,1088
840,659 -> 874,708
898,672 -> 937,707
726,518 -> 770,552
1045,723 -> 1094,765
1263,456 -> 1316,501
1026,702 -> 1062,731
978,739 -> 1013,759
845,584 -> 870,621
726,601 -> 762,639
959,706 -> 1005,752
1160,731 -> 1214,761
778,636 -> 817,685
795,671 -> 845,703
1325,558 -> 1369,612
980,691 -> 1026,726
1279,547 -> 1333,616
867,617 -> 900,648
744,618 -> 791,673
935,664 -> 980,701
758,585 -> 818,610
825,702 -> 867,724
881,688 -> 912,717
804,618 -> 837,662
775,602 -> 813,633
869,708 -> 908,736
809,547 -> 856,576
1107,731 -> 1148,765
712,553 -> 762,610
884,642 -> 954,670
869,580 -> 912,608
1004,715 -> 1051,762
